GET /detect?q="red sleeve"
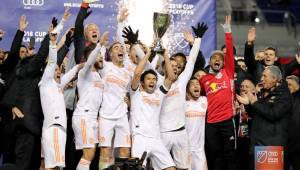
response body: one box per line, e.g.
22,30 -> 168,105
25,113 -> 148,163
224,33 -> 235,79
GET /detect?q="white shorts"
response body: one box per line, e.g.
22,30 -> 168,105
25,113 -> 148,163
189,150 -> 208,170
42,125 -> 66,168
161,129 -> 190,169
98,115 -> 131,148
132,134 -> 175,170
72,115 -> 99,150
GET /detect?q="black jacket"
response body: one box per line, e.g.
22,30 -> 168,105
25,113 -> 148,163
0,30 -> 24,97
247,81 -> 292,154
287,88 -> 300,156
0,32 -> 50,135
244,42 -> 298,84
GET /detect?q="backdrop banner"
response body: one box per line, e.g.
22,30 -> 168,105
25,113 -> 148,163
0,0 -> 216,60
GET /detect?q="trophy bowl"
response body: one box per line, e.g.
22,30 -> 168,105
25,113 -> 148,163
153,12 -> 171,53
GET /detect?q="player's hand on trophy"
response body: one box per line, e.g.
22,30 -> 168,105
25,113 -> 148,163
191,22 -> 208,38
122,26 -> 139,44
100,31 -> 110,47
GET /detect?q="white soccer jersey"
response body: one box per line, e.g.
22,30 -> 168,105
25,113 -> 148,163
185,96 -> 207,150
39,44 -> 80,129
73,44 -> 104,118
130,86 -> 167,139
159,38 -> 201,132
99,62 -> 131,119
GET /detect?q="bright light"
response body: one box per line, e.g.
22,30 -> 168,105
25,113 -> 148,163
255,17 -> 260,23
123,0 -> 167,46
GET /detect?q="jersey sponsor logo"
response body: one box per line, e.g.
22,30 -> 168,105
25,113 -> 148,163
94,82 -> 104,89
185,111 -> 206,117
206,81 -> 227,94
142,96 -> 161,106
106,75 -> 127,89
166,87 -> 180,97
23,0 -> 44,6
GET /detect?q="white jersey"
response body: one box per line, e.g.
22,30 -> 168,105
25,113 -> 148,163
185,96 -> 207,151
131,86 -> 167,139
39,44 -> 79,129
73,44 -> 104,118
99,62 -> 131,119
159,38 -> 202,132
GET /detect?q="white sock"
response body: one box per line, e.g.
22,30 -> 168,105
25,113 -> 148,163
76,158 -> 90,170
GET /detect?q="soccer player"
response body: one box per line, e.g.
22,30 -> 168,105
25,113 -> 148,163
159,22 -> 207,169
185,78 -> 208,170
199,16 -> 236,170
39,35 -> 83,170
72,42 -> 104,170
130,46 -> 176,170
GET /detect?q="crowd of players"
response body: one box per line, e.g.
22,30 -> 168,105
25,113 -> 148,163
0,0 -> 300,170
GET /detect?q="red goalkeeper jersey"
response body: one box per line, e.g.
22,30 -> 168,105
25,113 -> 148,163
200,33 -> 236,123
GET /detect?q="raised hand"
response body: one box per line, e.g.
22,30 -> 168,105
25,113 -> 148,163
247,27 -> 256,43
0,29 -> 4,40
65,29 -> 74,47
52,17 -> 58,28
183,31 -> 194,45
122,26 -> 139,44
19,15 -> 29,32
100,31 -> 110,47
191,22 -> 208,38
118,8 -> 129,23
296,54 -> 300,64
221,15 -> 232,33
63,7 -> 71,20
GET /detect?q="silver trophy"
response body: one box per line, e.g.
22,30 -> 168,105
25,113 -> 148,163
153,12 -> 171,53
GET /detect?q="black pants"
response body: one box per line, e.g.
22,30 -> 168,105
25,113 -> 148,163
2,119 -> 40,170
64,109 -> 82,170
289,155 -> 300,170
205,118 -> 237,170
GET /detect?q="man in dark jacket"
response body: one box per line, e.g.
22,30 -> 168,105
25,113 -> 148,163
237,65 -> 292,170
0,14 -> 71,170
244,27 -> 298,84
286,72 -> 300,170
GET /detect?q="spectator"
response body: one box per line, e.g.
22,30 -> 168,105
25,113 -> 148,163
237,65 -> 292,170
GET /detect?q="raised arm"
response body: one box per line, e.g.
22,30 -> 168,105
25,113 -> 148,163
40,41 -> 57,83
244,27 -> 258,75
221,16 -> 235,78
1,15 -> 28,72
80,43 -> 101,77
131,50 -> 151,91
57,29 -> 74,67
178,22 -> 207,86
60,63 -> 84,87
74,1 -> 91,64
163,51 -> 176,90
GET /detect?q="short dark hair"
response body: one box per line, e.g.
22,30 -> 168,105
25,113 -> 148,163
171,52 -> 186,62
264,47 -> 277,57
186,77 -> 199,91
140,69 -> 157,83
221,44 -> 236,55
